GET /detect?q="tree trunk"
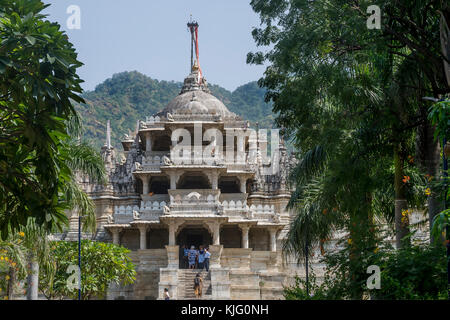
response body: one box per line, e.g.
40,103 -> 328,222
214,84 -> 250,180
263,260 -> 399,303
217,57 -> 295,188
416,119 -> 442,242
6,267 -> 15,300
26,253 -> 39,300
394,144 -> 410,248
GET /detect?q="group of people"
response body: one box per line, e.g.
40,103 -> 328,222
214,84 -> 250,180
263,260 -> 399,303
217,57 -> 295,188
182,245 -> 211,271
163,245 -> 212,300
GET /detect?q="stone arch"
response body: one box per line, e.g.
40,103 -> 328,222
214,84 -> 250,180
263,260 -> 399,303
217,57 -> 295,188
249,228 -> 270,251
153,132 -> 171,151
220,225 -> 242,248
177,171 -> 211,189
149,175 -> 170,194
218,176 -> 240,193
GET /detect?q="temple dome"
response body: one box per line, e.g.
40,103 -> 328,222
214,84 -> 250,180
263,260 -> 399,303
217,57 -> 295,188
157,69 -> 234,117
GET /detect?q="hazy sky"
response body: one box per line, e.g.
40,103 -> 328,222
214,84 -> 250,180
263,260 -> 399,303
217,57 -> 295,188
43,0 -> 267,92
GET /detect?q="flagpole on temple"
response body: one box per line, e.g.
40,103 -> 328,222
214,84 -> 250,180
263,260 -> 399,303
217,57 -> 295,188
187,18 -> 200,79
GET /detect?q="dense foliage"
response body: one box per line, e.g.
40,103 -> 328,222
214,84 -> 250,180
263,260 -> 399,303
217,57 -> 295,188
285,243 -> 447,300
76,71 -> 275,150
0,0 -> 86,234
249,0 -> 449,299
38,240 -> 136,300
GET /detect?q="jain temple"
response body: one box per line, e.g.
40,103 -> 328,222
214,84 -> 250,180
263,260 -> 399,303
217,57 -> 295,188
63,24 -> 317,300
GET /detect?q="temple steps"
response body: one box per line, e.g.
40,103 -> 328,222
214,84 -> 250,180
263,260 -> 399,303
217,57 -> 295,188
178,269 -> 212,300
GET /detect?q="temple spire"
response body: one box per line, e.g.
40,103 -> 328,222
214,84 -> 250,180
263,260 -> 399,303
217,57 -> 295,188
106,120 -> 111,149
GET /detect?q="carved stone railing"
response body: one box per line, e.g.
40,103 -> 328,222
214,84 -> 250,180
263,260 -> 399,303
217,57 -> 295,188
140,116 -> 165,129
220,193 -> 247,202
169,149 -> 224,166
168,189 -> 221,214
220,193 -> 249,214
139,194 -> 169,220
247,204 -> 280,222
170,113 -> 223,122
114,205 -> 139,223
141,152 -> 170,171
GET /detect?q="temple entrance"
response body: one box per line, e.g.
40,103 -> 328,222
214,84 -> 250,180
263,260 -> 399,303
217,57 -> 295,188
177,226 -> 212,248
177,226 -> 212,269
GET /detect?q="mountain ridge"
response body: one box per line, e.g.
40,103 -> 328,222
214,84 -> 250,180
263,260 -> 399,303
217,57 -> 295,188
76,71 -> 275,150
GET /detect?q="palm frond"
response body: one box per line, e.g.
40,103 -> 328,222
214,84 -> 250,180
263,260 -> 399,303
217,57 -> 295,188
289,145 -> 327,185
63,179 -> 97,233
64,141 -> 106,185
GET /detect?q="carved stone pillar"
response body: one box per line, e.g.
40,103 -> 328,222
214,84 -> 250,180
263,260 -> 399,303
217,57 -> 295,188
165,245 -> 179,269
208,171 -> 219,190
137,225 -> 148,250
236,131 -> 245,164
239,224 -> 250,249
208,244 -> 223,269
169,171 -> 180,190
168,223 -> 176,246
210,221 -> 221,245
145,131 -> 152,152
141,175 -> 150,195
111,228 -> 121,245
269,228 -> 278,252
239,177 -> 247,193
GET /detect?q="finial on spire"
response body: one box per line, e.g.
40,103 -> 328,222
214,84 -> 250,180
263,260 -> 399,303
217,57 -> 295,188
187,18 -> 202,83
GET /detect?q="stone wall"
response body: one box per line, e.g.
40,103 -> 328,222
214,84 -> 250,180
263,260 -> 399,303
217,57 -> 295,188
107,249 -> 168,300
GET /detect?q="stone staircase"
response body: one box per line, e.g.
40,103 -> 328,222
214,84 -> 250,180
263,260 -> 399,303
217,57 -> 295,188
178,269 -> 212,300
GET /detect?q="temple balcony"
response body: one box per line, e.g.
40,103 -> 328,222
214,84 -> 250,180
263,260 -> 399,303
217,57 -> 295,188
138,194 -> 169,220
168,188 -> 221,214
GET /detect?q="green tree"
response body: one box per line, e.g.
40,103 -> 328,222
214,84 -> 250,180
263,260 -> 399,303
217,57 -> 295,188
0,0 -> 85,234
249,0 -> 448,298
39,240 -> 136,300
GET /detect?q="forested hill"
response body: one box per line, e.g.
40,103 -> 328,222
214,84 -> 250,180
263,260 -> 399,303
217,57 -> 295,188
76,71 -> 275,150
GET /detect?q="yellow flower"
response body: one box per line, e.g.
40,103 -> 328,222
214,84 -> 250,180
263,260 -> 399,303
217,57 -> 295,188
11,262 -> 16,267
18,231 -> 25,237
5,275 -> 9,281
374,247 -> 379,253
4,257 -> 8,262
347,238 -> 352,245
0,256 -> 4,261
425,188 -> 431,196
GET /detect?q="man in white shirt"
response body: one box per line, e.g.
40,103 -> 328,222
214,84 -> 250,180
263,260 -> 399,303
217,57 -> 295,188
204,247 -> 211,271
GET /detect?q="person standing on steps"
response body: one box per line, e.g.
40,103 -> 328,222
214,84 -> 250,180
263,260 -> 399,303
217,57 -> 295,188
188,245 -> 197,269
198,245 -> 205,270
182,245 -> 189,269
194,273 -> 203,299
204,247 -> 211,272
163,288 -> 170,300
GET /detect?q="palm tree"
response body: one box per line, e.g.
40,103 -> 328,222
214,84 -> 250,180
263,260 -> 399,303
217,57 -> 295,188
283,146 -> 342,295
21,114 -> 106,300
